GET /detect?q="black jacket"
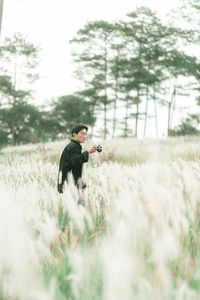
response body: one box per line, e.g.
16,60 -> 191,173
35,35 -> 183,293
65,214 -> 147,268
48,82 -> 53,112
57,139 -> 89,193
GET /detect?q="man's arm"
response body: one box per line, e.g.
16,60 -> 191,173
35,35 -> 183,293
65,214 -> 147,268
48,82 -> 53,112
70,148 -> 89,167
70,145 -> 97,167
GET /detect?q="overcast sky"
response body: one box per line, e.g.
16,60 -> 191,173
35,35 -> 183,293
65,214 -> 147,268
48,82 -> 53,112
2,0 -> 181,104
2,0 -> 199,137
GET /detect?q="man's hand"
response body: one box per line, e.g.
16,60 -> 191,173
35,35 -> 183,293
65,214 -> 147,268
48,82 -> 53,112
87,145 -> 97,154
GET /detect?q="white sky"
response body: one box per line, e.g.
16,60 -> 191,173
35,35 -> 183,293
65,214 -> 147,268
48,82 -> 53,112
2,0 -> 199,137
2,0 -> 181,103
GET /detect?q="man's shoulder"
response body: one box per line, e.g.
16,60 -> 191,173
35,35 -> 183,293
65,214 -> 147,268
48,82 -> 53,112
64,141 -> 80,151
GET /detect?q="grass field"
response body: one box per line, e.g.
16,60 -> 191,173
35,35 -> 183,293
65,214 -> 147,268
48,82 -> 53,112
0,137 -> 200,300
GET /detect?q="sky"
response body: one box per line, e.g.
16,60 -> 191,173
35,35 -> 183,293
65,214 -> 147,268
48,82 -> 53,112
1,0 -> 199,137
2,0 -> 181,103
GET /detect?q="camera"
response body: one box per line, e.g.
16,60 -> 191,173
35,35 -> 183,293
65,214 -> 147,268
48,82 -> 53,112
97,144 -> 102,153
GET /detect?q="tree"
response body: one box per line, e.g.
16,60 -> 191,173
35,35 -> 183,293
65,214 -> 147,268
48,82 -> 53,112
76,79 -> 103,139
120,7 -> 171,137
169,114 -> 200,136
0,32 -> 39,92
37,110 -> 60,143
0,75 -> 13,100
157,41 -> 200,134
0,101 -> 41,145
69,6 -> 200,139
167,0 -> 200,134
70,21 -> 115,139
52,94 -> 96,137
0,33 -> 40,145
125,7 -> 200,137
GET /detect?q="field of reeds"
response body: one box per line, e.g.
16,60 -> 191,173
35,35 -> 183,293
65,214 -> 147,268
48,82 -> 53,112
0,136 -> 200,300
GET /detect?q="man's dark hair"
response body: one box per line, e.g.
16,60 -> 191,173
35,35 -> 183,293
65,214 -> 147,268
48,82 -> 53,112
71,124 -> 88,137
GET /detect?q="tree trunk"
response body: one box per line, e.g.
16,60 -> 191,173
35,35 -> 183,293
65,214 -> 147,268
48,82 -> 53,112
167,102 -> 171,135
112,49 -> 119,139
124,95 -> 129,137
170,87 -> 176,129
135,87 -> 140,138
143,86 -> 149,138
103,37 -> 108,140
167,87 -> 176,136
153,85 -> 158,138
11,124 -> 16,145
90,101 -> 96,139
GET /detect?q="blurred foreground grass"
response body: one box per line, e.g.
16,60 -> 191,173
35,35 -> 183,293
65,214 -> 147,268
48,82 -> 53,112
0,137 -> 200,300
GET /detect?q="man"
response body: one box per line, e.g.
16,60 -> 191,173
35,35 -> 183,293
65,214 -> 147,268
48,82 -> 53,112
57,124 -> 97,193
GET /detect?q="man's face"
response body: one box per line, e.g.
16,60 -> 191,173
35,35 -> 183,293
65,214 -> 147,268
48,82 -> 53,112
73,129 -> 87,143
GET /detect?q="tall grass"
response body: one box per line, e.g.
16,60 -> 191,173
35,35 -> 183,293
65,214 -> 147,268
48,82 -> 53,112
0,137 -> 200,299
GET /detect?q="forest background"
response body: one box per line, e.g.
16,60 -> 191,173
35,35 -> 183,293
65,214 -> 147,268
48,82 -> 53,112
0,0 -> 200,146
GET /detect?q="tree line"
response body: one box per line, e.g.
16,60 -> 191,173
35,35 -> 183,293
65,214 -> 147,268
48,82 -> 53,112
0,1 -> 200,147
0,33 -> 95,147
